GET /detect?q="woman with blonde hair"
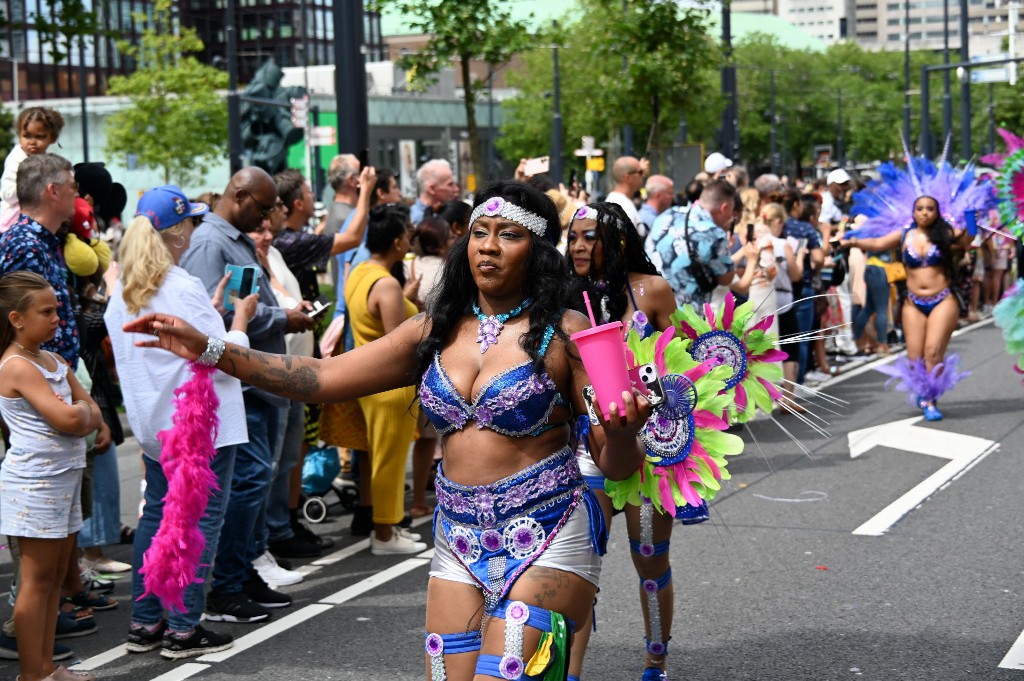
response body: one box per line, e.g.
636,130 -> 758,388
105,185 -> 258,658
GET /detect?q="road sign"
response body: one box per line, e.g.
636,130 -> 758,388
581,136 -> 595,152
972,67 -> 1009,84
847,416 -> 997,536
586,157 -> 605,172
573,149 -> 604,157
308,126 -> 336,147
290,96 -> 309,128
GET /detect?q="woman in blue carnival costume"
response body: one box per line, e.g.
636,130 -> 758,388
565,202 -> 677,681
566,202 -> 744,681
121,180 -> 652,681
841,154 -> 993,420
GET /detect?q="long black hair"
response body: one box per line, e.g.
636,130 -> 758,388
565,202 -> 659,324
915,195 -> 957,281
414,180 -> 574,382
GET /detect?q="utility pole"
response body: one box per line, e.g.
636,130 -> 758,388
333,0 -> 369,154
226,0 -> 242,173
720,0 -> 739,161
770,70 -> 778,174
551,21 -> 564,185
903,0 -> 912,151
78,38 -> 89,162
837,89 -> 844,167
942,0 -> 952,148
959,0 -> 971,159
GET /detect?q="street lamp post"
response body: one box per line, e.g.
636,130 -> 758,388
903,0 -> 912,149
720,0 -> 739,161
837,89 -> 844,167
551,22 -> 564,186
225,0 -> 243,173
942,0 -> 953,147
959,0 -> 971,159
770,70 -> 778,174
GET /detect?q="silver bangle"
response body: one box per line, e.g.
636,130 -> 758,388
197,336 -> 226,366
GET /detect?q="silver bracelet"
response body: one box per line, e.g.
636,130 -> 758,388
197,336 -> 227,366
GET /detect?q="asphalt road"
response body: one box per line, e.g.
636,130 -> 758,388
2,318 -> 1022,681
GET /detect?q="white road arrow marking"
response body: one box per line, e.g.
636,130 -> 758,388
847,416 -> 998,536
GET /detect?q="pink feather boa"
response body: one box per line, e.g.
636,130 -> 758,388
138,362 -> 221,613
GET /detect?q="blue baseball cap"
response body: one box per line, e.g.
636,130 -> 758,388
135,185 -> 209,231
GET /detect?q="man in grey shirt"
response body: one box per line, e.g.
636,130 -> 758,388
320,153 -> 360,288
181,167 -> 315,624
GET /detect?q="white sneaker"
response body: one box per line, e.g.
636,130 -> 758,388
804,370 -> 831,384
397,526 -> 422,541
253,551 -> 303,587
371,528 -> 427,556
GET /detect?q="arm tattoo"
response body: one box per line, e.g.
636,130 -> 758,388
223,346 -> 322,400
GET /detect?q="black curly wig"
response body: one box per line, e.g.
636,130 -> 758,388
914,195 -> 958,282
565,202 -> 659,324
414,181 -> 577,383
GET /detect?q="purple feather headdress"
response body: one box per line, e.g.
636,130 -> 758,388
847,150 -> 997,241
875,353 -> 969,404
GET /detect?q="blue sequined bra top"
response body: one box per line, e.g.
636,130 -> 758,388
902,227 -> 944,269
418,325 -> 567,437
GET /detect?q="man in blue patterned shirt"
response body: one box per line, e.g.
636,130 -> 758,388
0,153 -> 80,365
646,178 -> 737,308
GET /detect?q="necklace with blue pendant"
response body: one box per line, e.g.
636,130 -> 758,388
472,298 -> 533,353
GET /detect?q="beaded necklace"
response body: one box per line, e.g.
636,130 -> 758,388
472,298 -> 533,353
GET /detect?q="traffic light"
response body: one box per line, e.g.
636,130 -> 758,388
290,96 -> 309,129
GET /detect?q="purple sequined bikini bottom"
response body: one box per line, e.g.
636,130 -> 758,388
432,446 -> 606,613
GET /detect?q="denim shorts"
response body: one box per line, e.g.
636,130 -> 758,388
0,466 -> 83,539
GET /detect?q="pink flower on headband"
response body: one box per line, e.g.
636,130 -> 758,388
483,197 -> 505,215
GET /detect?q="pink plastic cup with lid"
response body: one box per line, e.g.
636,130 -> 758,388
571,321 -> 633,420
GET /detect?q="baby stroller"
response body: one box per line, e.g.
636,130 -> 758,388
300,445 -> 359,523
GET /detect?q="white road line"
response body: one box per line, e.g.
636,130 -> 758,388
145,663 -> 211,681
197,603 -> 333,662
70,641 -> 134,671
310,539 -> 370,566
319,556 -> 430,605
1000,627 -> 1024,669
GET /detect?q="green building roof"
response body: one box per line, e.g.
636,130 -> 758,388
380,2 -> 826,53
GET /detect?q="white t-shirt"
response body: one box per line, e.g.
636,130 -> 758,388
105,266 -> 250,459
266,245 -> 314,357
605,191 -> 641,229
0,145 -> 27,232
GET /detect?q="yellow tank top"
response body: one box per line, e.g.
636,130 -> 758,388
344,261 -> 418,348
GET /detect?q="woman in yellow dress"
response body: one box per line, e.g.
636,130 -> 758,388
344,204 -> 424,554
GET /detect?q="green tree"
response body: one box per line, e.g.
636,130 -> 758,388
0,107 -> 15,158
382,0 -> 534,184
105,0 -> 227,185
499,0 -> 717,177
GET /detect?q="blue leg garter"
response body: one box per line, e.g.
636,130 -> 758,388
425,630 -> 482,681
475,598 -> 575,680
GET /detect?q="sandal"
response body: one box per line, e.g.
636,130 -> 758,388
59,601 -> 94,620
64,590 -> 118,612
409,505 -> 434,519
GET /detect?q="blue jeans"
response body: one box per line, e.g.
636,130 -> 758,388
853,265 -> 891,342
265,401 -> 304,544
794,296 -> 815,383
131,446 -> 236,632
78,443 -> 121,548
212,395 -> 277,594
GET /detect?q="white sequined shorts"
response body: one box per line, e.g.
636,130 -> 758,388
430,501 -> 602,589
0,466 -> 83,539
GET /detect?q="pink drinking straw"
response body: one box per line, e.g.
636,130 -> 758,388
582,291 -> 597,327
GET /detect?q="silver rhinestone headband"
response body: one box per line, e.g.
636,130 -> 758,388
571,204 -> 625,231
470,197 -> 549,239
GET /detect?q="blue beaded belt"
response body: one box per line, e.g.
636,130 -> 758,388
434,446 -> 606,611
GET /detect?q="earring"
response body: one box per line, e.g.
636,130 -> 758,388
16,326 -> 23,330
172,235 -> 186,249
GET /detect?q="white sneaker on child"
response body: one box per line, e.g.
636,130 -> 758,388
253,551 -> 303,587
